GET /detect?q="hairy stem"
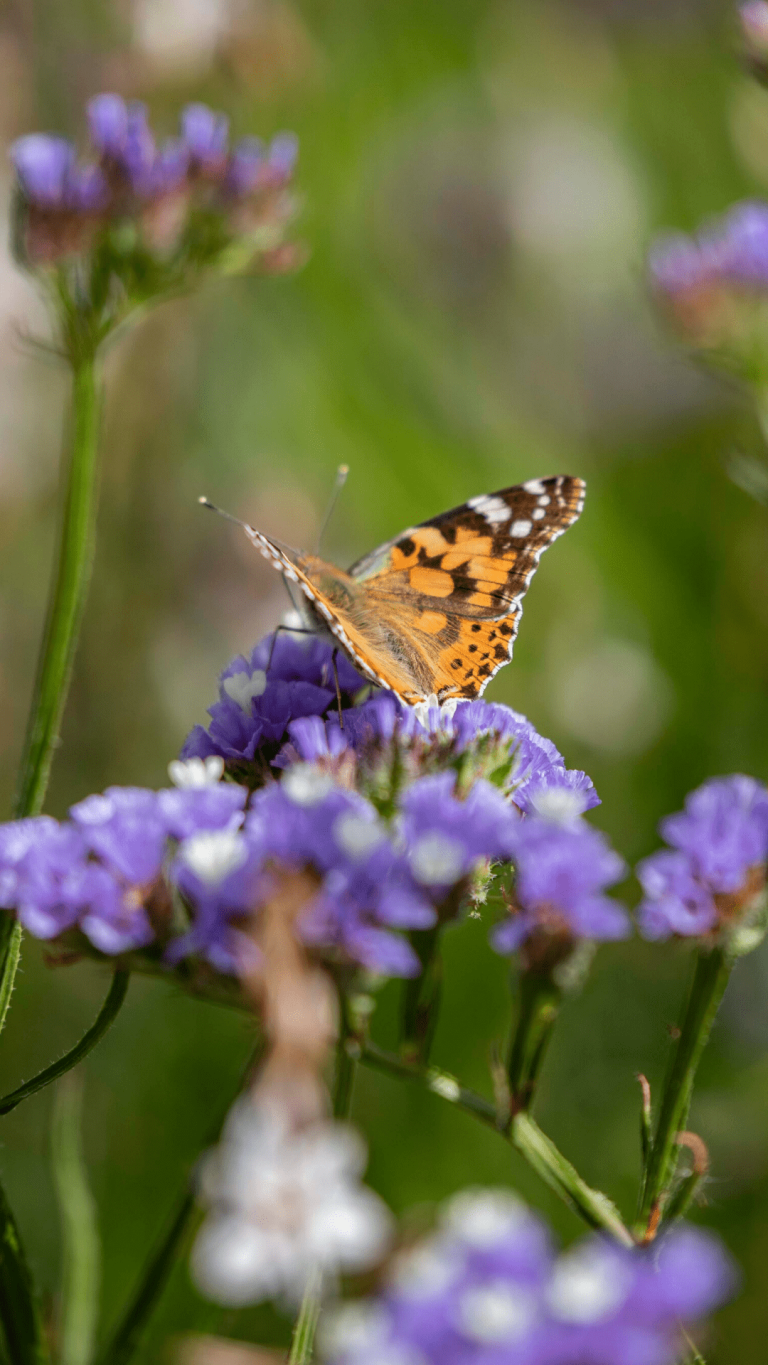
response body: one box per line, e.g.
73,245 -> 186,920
0,1179 -> 49,1364
639,947 -> 731,1229
0,971 -> 129,1117
360,1042 -> 633,1246
399,927 -> 442,1065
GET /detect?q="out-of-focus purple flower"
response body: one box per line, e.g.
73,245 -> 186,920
121,102 -> 157,195
267,132 -> 299,181
649,202 -> 768,304
493,816 -> 628,957
181,103 -> 229,169
227,137 -> 264,196
741,2 -> 768,59
324,1190 -> 736,1365
181,632 -> 366,778
398,771 -> 514,896
87,93 -> 129,157
637,775 -> 768,942
10,135 -> 75,208
70,787 -> 167,885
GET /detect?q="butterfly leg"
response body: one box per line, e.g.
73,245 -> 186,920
331,648 -> 344,731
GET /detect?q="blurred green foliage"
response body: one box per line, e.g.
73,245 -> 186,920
1,0 -> 768,1359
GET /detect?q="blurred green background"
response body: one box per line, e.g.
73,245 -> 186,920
1,0 -> 768,1359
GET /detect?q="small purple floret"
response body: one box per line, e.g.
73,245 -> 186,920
87,93 -> 129,156
10,135 -> 75,208
181,104 -> 229,167
637,774 -> 768,941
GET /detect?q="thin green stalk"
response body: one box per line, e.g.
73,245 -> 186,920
288,1267 -> 323,1365
0,347 -> 103,1039
52,1076 -> 100,1365
639,947 -> 732,1227
360,1042 -> 633,1245
400,926 -> 442,1065
94,1190 -> 196,1365
333,996 -> 358,1120
0,971 -> 129,1117
0,1178 -> 49,1364
13,348 -> 102,820
507,971 -> 561,1110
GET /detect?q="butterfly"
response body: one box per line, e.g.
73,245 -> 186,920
231,475 -> 585,708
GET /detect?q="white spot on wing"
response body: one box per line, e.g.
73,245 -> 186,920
468,494 -> 511,524
523,479 -> 545,494
509,519 -> 533,538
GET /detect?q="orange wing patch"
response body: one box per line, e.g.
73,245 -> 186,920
433,615 -> 519,701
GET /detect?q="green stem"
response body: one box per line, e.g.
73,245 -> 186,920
639,947 -> 732,1227
333,995 -> 358,1120
360,1042 -> 633,1246
400,927 -> 442,1065
52,1076 -> 100,1365
0,1179 -> 49,1364
13,348 -> 102,820
507,971 -> 561,1110
288,1267 -> 323,1365
0,972 -> 129,1117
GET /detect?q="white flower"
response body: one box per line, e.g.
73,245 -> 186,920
168,756 -> 225,789
546,1242 -> 631,1323
223,669 -> 267,714
282,764 -> 334,807
456,1281 -> 537,1343
442,1188 -> 528,1246
409,833 -> 465,886
527,785 -> 589,825
334,812 -> 386,860
180,830 -> 247,885
192,1103 -> 392,1306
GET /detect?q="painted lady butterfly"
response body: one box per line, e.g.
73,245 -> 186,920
238,475 -> 585,708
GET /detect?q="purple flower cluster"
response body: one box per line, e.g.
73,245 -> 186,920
323,1189 -> 735,1365
9,93 -> 297,268
181,632 -> 366,778
648,201 -> 768,323
277,689 -> 598,820
637,774 -> 768,941
0,770 -> 245,956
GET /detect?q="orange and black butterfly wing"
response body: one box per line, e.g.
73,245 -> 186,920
349,476 -> 585,702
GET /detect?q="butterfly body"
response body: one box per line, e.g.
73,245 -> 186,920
243,475 -> 585,707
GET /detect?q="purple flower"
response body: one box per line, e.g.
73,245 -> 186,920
493,817 -> 629,956
181,104 -> 229,169
325,1191 -> 736,1365
227,137 -> 264,196
87,93 -> 129,157
636,775 -> 768,942
181,632 -> 366,777
267,132 -> 299,180
741,2 -> 768,56
649,202 -> 768,297
398,772 -> 515,895
121,102 -> 157,194
70,787 -> 168,885
10,135 -> 75,208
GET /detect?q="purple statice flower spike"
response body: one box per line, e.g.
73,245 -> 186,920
649,1224 -> 739,1320
121,102 -> 156,195
267,131 -> 299,180
10,135 -> 75,207
227,136 -> 264,197
87,93 -> 128,157
181,103 -> 229,169
659,774 -> 768,893
79,866 -> 155,954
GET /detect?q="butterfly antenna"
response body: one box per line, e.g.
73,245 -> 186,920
316,464 -> 349,554
198,496 -> 251,529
